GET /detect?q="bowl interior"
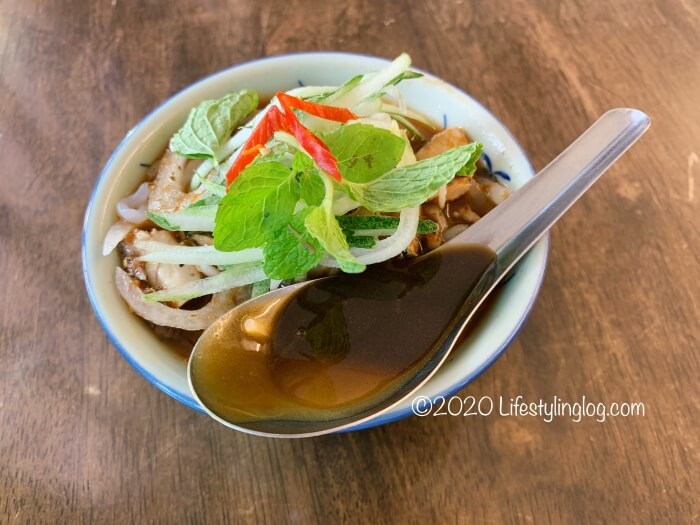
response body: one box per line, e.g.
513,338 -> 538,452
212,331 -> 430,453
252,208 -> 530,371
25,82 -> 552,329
82,52 -> 547,427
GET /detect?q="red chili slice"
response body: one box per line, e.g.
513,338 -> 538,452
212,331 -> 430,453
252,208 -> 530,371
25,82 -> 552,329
225,106 -> 288,187
277,93 -> 343,182
276,92 -> 358,123
226,94 -> 348,188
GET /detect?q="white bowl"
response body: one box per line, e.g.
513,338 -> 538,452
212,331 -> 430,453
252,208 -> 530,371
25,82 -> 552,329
82,52 -> 548,430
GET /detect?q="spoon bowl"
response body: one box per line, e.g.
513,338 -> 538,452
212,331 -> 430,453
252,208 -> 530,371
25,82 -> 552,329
189,244 -> 497,435
189,108 -> 650,437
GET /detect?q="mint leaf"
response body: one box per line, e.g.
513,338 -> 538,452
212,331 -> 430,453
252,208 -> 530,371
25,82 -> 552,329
299,172 -> 324,206
214,161 -> 300,251
170,90 -> 258,160
263,208 -> 323,280
305,206 -> 365,273
323,123 -> 406,183
292,153 -> 325,206
342,143 -> 483,212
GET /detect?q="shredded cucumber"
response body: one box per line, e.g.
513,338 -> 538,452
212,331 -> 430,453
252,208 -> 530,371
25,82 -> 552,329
144,264 -> 266,303
326,53 -> 412,109
146,206 -> 217,232
135,241 -> 263,266
251,279 -> 271,298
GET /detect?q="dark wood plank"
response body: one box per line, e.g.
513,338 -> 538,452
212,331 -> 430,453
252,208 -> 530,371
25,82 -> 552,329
1,0 -> 698,523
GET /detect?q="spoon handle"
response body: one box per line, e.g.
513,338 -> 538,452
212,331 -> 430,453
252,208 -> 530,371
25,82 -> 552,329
456,108 -> 650,273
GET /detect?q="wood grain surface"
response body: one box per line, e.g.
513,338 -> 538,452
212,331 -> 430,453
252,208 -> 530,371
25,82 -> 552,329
1,0 -> 699,523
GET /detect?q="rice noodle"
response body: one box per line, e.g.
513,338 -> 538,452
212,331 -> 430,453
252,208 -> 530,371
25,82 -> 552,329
115,267 -> 238,330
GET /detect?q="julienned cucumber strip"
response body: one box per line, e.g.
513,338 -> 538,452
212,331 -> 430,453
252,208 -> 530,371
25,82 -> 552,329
186,195 -> 221,209
146,212 -> 180,231
146,206 -> 217,232
336,215 -> 438,234
134,242 -> 263,266
251,279 -> 271,298
199,178 -> 226,197
345,235 -> 377,249
143,264 -> 266,303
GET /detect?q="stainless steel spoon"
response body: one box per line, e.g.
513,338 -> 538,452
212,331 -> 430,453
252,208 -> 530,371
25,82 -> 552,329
188,108 -> 650,437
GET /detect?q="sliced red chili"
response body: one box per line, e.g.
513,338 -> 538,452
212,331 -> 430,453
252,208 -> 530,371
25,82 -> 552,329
226,106 -> 288,187
276,92 -> 358,122
226,94 -> 347,188
286,116 -> 343,182
277,94 -> 343,182
235,143 -> 264,172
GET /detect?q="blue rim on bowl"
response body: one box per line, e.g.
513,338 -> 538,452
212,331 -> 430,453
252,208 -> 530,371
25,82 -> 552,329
82,52 -> 548,431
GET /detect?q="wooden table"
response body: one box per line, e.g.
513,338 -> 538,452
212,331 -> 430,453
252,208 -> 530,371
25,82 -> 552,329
1,0 -> 698,523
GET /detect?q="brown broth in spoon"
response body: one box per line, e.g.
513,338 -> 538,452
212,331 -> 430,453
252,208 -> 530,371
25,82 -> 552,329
189,244 -> 496,423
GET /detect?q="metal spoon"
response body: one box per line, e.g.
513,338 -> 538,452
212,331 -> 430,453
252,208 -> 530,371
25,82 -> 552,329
188,108 -> 650,437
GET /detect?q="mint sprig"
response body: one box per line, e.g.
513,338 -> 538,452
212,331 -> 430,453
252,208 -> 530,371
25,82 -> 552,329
170,90 -> 258,161
263,208 -> 323,279
341,143 -> 483,212
213,161 -> 300,251
323,123 -> 406,183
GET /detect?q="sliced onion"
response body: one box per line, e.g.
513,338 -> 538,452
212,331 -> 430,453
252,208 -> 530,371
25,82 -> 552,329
322,207 -> 420,267
103,220 -> 135,256
117,203 -> 148,224
383,85 -> 406,113
115,267 -> 237,330
123,182 -> 150,207
379,103 -> 435,127
348,99 -> 382,118
117,182 -> 150,224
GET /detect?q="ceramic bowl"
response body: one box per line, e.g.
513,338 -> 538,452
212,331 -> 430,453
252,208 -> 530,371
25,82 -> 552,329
82,52 -> 548,430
